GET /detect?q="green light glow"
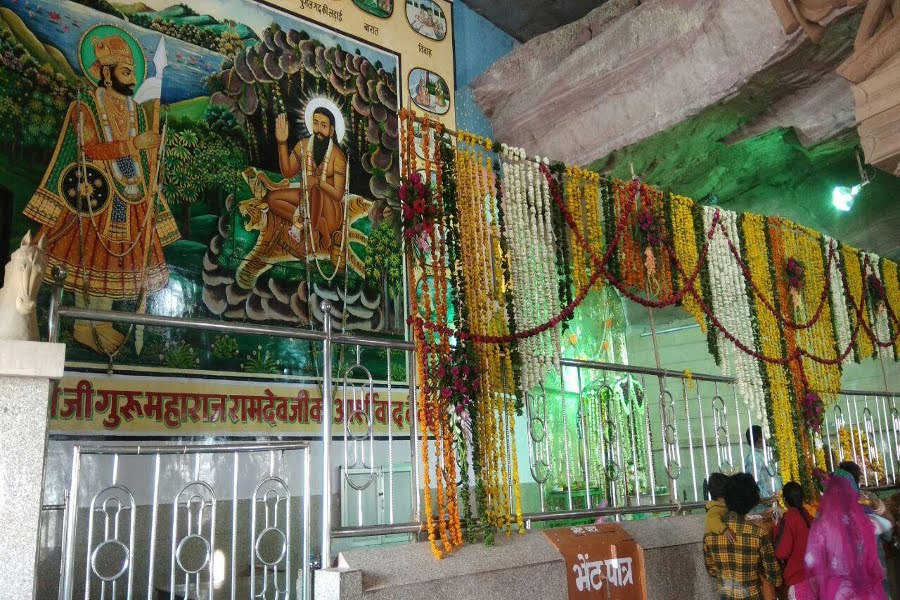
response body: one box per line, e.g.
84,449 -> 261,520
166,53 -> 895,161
832,185 -> 856,212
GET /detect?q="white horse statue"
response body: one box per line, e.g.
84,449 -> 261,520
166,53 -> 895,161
0,231 -> 48,342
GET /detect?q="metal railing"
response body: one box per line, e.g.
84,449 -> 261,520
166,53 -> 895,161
48,279 -> 423,573
521,359 -> 900,524
823,389 -> 900,488
59,442 -> 311,600
45,279 -> 900,579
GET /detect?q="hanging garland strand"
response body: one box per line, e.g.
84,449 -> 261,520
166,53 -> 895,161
420,160 -> 900,368
396,117 -> 900,541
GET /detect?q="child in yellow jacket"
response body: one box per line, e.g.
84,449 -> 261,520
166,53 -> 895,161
705,473 -> 734,541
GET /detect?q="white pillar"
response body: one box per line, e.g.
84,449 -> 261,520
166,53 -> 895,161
0,340 -> 65,600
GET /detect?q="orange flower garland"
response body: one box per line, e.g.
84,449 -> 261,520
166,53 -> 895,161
401,109 -> 462,558
769,219 -> 816,495
613,179 -> 645,289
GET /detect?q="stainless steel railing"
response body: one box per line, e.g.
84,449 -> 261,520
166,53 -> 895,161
521,359 -> 900,524
59,441 -> 311,600
46,279 -> 900,575
47,279 -> 422,571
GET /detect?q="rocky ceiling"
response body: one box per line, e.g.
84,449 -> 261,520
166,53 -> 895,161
471,0 -> 900,274
459,0 -> 605,41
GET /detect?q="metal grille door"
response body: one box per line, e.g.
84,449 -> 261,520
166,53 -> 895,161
60,442 -> 311,600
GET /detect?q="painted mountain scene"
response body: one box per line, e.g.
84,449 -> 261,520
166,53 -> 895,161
0,0 -> 403,378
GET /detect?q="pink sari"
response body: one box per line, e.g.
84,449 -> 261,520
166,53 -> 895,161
804,475 -> 887,600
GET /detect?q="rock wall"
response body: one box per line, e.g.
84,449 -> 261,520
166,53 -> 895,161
471,0 -> 809,165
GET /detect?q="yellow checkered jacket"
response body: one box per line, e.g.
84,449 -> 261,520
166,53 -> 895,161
703,512 -> 782,599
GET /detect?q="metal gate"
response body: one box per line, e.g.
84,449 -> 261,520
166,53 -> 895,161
59,442 -> 311,600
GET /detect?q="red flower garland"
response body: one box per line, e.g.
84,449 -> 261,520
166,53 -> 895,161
410,162 -> 900,366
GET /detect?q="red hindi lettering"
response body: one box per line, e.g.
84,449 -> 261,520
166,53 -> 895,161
391,400 -> 407,429
93,389 -> 122,429
143,391 -> 163,421
206,395 -> 228,423
334,396 -> 344,424
184,393 -> 209,423
163,393 -> 187,429
261,389 -> 280,427
49,386 -> 60,419
59,380 -> 94,420
119,391 -> 143,422
308,396 -> 323,424
373,393 -> 388,425
289,390 -> 310,423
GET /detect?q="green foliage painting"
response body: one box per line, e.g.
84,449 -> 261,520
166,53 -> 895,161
1,0 -> 405,381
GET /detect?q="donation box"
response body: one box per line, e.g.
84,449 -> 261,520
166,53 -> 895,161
543,524 -> 648,599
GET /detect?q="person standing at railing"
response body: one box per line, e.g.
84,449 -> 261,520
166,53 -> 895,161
744,426 -> 782,512
804,469 -> 888,600
704,473 -> 783,600
772,482 -> 813,600
836,461 -> 894,599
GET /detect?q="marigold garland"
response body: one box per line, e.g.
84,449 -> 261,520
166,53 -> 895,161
780,223 -> 841,405
769,220 -> 817,499
401,109 -> 462,559
669,193 -> 706,331
881,257 -> 900,359
396,122 -> 900,552
838,426 -> 886,484
740,213 -> 800,485
455,138 -> 523,541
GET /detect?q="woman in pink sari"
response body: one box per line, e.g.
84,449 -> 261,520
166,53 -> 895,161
804,472 -> 887,600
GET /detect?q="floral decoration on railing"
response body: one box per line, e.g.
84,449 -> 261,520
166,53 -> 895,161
801,391 -> 824,434
786,257 -> 805,309
399,172 -> 437,255
868,272 -> 886,310
397,109 -> 900,555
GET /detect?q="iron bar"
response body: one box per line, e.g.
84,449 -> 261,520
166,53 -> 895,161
523,501 -> 707,523
320,301 -> 334,568
54,306 -> 414,350
330,523 -> 421,538
560,358 -> 736,383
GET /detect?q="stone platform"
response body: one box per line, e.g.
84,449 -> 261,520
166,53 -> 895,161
333,514 -> 714,600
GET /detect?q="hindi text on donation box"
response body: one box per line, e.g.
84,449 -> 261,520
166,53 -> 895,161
543,524 -> 648,599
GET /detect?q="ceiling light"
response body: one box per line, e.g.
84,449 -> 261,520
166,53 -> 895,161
832,186 -> 856,211
832,151 -> 871,212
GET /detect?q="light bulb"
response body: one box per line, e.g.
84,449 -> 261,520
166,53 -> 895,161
832,186 -> 854,212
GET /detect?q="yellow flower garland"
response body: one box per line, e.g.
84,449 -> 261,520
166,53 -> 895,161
742,214 -> 800,485
839,426 -> 885,483
565,166 -> 603,293
565,167 -> 587,293
882,259 -> 900,357
669,193 -> 706,331
780,224 -> 841,404
455,140 -> 523,538
842,244 -> 875,360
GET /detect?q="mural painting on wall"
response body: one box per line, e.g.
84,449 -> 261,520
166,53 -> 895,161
1,0 -> 404,381
405,0 -> 446,41
408,67 -> 448,115
353,0 -> 393,19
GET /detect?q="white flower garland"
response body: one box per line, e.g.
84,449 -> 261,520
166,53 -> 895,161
864,252 -> 894,361
703,207 -> 767,424
500,152 -> 535,387
499,145 -> 561,391
825,237 -> 853,364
